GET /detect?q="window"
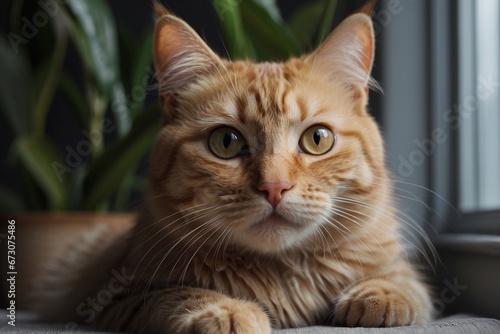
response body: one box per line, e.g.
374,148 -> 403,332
381,0 -> 500,234
380,0 -> 500,319
458,0 -> 500,214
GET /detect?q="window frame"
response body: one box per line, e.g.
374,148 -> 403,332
428,0 -> 500,235
379,0 -> 500,319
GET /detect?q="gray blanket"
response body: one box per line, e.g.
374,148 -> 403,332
1,312 -> 499,334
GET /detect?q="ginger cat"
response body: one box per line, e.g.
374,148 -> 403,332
35,3 -> 433,333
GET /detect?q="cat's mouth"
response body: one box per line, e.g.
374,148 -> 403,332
253,212 -> 297,230
239,211 -> 314,252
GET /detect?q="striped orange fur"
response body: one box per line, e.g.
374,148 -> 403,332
34,3 -> 433,332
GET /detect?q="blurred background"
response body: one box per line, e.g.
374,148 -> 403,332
0,0 -> 499,320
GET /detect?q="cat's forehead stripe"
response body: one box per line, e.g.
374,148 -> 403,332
219,61 -> 314,124
281,87 -> 290,116
257,62 -> 282,73
251,87 -> 265,116
249,66 -> 297,120
295,95 -> 308,122
235,95 -> 247,124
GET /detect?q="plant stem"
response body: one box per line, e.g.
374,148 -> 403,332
315,0 -> 337,46
84,74 -> 108,160
212,0 -> 253,59
33,17 -> 68,138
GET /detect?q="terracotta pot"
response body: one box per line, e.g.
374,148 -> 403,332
1,212 -> 135,309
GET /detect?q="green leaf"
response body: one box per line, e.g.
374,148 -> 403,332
13,137 -> 68,210
63,0 -> 119,96
85,80 -> 108,156
58,73 -> 87,128
130,29 -> 154,96
117,26 -> 136,93
109,81 -> 130,135
240,0 -> 301,61
129,29 -> 154,118
82,103 -> 160,210
252,0 -> 281,22
67,163 -> 86,211
115,27 -> 155,121
32,14 -> 68,137
288,0 -> 326,49
112,168 -> 137,211
0,37 -> 32,136
211,0 -> 255,59
63,0 -> 131,135
316,0 -> 337,46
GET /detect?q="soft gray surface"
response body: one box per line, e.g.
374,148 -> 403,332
1,313 -> 500,334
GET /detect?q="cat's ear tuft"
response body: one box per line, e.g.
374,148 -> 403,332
153,1 -> 171,18
307,13 -> 378,101
358,0 -> 376,16
153,4 -> 223,96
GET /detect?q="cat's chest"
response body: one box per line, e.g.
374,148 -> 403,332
191,252 -> 360,327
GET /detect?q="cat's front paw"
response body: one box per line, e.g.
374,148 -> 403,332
184,299 -> 271,334
333,280 -> 420,327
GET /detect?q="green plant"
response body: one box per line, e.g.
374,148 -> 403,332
212,0 -> 337,60
0,0 -> 158,212
0,0 -> 336,213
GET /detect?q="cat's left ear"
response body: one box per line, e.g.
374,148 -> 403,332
153,3 -> 224,97
306,13 -> 376,104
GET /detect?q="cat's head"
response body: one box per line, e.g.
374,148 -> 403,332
149,3 -> 389,254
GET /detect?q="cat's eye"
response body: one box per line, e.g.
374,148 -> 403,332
209,127 -> 249,159
299,125 -> 335,155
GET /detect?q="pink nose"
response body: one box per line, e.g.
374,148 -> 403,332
258,182 -> 293,207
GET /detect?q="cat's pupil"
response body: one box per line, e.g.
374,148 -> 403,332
223,133 -> 232,148
313,131 -> 321,145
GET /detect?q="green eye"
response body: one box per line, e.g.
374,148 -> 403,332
209,127 -> 248,159
299,125 -> 335,155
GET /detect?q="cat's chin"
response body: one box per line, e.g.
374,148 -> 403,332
230,212 -> 315,254
253,213 -> 297,229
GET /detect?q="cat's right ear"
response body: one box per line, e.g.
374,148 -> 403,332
305,12 -> 377,108
153,3 -> 223,98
